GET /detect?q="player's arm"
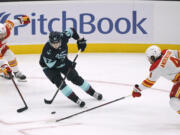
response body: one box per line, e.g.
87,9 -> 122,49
39,54 -> 48,70
132,71 -> 159,97
39,45 -> 49,70
64,28 -> 87,52
64,28 -> 79,40
5,15 -> 30,30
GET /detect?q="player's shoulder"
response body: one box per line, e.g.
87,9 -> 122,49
42,42 -> 51,51
161,49 -> 174,55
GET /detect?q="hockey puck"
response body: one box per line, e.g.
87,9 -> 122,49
51,111 -> 56,114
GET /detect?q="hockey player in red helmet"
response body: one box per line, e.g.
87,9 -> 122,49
132,45 -> 180,114
0,15 -> 30,81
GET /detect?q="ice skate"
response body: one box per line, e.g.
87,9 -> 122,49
76,99 -> 85,108
14,71 -> 27,82
93,92 -> 103,100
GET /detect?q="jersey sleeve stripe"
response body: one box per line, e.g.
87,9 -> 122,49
175,88 -> 180,98
172,73 -> 180,83
142,79 -> 155,88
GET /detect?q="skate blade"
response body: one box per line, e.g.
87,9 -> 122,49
17,78 -> 27,82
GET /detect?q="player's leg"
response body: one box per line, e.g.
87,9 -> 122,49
169,82 -> 180,114
65,69 -> 103,100
43,68 -> 85,107
3,49 -> 26,81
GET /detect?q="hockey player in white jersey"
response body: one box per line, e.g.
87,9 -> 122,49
0,15 -> 30,81
132,45 -> 180,114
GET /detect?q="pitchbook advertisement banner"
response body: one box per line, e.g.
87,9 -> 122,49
0,1 -> 153,45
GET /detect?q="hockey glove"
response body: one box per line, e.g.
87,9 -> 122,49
0,64 -> 12,79
66,60 -> 76,70
77,38 -> 87,52
132,84 -> 142,98
17,15 -> 30,25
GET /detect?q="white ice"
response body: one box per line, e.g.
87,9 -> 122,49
0,53 -> 180,135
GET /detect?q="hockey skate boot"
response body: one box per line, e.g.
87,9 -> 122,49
76,99 -> 85,108
93,92 -> 103,100
14,71 -> 27,82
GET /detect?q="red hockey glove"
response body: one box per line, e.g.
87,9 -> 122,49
1,64 -> 12,79
132,84 -> 142,98
17,15 -> 30,25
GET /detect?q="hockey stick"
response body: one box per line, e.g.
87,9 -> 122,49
44,49 -> 81,104
56,94 -> 131,122
11,75 -> 28,113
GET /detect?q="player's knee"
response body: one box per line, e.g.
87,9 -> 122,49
67,70 -> 76,80
67,71 -> 83,85
169,97 -> 180,114
72,76 -> 84,85
170,82 -> 180,98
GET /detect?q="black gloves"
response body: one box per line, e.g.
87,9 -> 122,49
77,38 -> 87,52
66,60 -> 76,70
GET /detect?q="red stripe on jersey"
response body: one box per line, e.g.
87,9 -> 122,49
4,25 -> 11,39
149,50 -> 167,71
172,73 -> 180,83
0,41 -> 2,48
0,46 -> 9,56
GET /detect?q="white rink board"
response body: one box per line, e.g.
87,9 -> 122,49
0,1 -> 180,46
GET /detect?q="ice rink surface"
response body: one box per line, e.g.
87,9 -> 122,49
0,53 -> 180,135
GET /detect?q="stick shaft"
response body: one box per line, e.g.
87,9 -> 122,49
11,77 -> 28,109
56,95 -> 131,122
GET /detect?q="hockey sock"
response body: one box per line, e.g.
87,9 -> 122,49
8,59 -> 17,67
8,59 -> 18,72
80,81 -> 95,96
61,85 -> 79,103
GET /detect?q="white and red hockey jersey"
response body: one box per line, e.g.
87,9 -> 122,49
139,49 -> 180,90
0,19 -> 21,58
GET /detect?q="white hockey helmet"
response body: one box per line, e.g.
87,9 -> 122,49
145,45 -> 161,62
0,23 -> 6,39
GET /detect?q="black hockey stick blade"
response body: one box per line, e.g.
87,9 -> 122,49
56,95 -> 131,122
44,98 -> 53,104
17,106 -> 28,113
